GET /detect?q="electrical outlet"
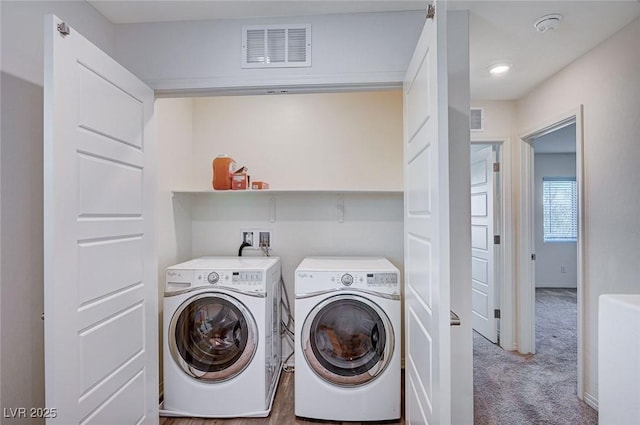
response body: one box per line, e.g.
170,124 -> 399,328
258,231 -> 271,248
240,229 -> 272,249
242,231 -> 254,246
561,265 -> 567,273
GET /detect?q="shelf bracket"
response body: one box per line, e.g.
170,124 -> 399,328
337,195 -> 344,223
269,196 -> 276,223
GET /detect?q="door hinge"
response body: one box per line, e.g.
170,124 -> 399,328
494,309 -> 501,319
494,235 -> 501,245
57,22 -> 70,37
426,4 -> 436,20
531,253 -> 537,261
493,162 -> 500,172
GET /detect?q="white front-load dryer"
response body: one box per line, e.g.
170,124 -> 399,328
294,257 -> 401,421
161,257 -> 281,418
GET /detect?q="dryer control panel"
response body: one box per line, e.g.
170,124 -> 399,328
366,272 -> 398,286
196,270 -> 266,293
165,268 -> 266,295
295,257 -> 401,297
296,270 -> 400,296
328,272 -> 398,288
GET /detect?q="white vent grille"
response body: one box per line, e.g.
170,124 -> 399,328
246,29 -> 266,63
242,24 -> 311,68
470,107 -> 484,131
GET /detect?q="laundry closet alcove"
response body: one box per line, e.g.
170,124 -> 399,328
155,92 -> 406,392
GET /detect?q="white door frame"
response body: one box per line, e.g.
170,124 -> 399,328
518,105 -> 585,399
470,139 -> 515,350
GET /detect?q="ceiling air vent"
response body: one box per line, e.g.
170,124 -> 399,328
470,107 -> 484,131
242,24 -> 311,68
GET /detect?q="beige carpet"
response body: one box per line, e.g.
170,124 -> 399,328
473,288 -> 598,425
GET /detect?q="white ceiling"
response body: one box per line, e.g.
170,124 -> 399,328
88,1 -> 428,23
88,0 -> 640,100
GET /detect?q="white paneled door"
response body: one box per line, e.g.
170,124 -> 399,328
44,15 -> 158,425
403,3 -> 452,424
470,145 -> 498,343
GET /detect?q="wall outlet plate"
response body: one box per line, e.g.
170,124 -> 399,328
240,229 -> 272,249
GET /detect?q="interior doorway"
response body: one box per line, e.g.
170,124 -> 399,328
530,122 -> 579,388
518,106 -> 586,400
469,140 -> 514,350
531,123 -> 578,293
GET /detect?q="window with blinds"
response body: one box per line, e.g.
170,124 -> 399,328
543,177 -> 577,242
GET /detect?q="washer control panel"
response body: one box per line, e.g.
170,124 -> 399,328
166,268 -> 266,294
366,272 -> 398,286
295,258 -> 400,296
197,270 -> 264,292
324,272 -> 399,289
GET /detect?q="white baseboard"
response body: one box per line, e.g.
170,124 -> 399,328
535,282 -> 577,288
583,391 -> 598,411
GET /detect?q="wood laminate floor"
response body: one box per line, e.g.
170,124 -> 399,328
160,371 -> 404,425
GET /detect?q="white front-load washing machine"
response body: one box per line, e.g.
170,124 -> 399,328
162,257 -> 281,418
295,257 -> 401,421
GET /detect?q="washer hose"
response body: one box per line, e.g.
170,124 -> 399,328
238,242 -> 251,256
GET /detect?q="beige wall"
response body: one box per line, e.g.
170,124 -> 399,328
191,91 -> 403,191
471,100 -> 517,142
155,98 -> 195,394
474,16 -> 640,407
515,16 -> 640,406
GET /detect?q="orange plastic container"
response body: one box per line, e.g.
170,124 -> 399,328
212,155 -> 237,190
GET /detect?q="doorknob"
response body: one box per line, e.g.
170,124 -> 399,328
450,310 -> 461,326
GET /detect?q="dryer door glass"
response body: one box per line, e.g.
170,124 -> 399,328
303,295 -> 394,386
170,293 -> 257,382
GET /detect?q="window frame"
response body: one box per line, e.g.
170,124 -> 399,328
542,176 -> 578,243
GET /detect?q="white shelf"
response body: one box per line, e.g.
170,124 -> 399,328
171,189 -> 403,223
172,189 -> 403,195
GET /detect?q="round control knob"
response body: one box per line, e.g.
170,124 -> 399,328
341,273 -> 354,286
207,272 -> 220,284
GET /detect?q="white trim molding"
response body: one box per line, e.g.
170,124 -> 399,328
148,72 -> 406,97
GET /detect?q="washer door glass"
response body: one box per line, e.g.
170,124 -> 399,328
302,294 -> 394,386
170,293 -> 257,382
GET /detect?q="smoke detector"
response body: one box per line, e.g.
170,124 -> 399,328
534,14 -> 562,33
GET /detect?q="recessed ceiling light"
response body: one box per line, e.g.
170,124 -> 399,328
489,64 -> 511,75
534,14 -> 563,33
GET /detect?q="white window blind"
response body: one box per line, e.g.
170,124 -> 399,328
543,177 -> 577,242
